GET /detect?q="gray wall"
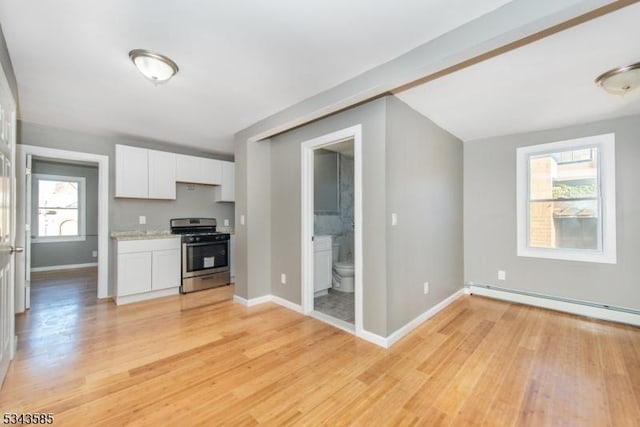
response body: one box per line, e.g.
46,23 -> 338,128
0,22 -> 17,101
464,114 -> 640,310
245,96 -> 464,337
269,98 -> 388,336
18,121 -> 235,294
31,160 -> 98,268
385,96 -> 464,333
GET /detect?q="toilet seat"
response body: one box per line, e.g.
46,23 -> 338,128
334,261 -> 354,273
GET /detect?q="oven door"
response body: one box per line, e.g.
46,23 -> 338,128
182,240 -> 229,279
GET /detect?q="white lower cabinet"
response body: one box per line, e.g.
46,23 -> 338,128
115,237 -> 181,304
152,249 -> 181,290
117,252 -> 152,296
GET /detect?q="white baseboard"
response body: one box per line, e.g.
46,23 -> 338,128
384,289 -> 465,348
30,262 -> 98,273
115,287 -> 179,306
468,284 -> 640,327
232,289 -> 464,349
233,293 -> 303,313
357,328 -> 389,348
271,295 -> 303,313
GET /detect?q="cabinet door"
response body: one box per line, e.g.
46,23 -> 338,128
201,158 -> 222,185
152,249 -> 181,290
148,150 -> 176,199
313,249 -> 332,292
115,145 -> 148,198
176,154 -> 201,183
117,252 -> 152,296
215,161 -> 235,202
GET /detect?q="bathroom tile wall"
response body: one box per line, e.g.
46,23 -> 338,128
314,152 -> 354,261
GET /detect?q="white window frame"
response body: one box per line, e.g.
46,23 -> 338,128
32,173 -> 87,244
516,133 -> 616,264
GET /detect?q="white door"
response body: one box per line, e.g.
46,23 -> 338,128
0,73 -> 17,386
24,154 -> 31,309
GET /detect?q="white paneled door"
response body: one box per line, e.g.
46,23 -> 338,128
0,67 -> 16,387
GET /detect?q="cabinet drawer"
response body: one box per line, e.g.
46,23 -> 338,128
117,237 -> 180,254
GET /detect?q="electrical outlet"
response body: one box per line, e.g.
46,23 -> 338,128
139,215 -> 146,225
280,273 -> 286,285
92,250 -> 98,258
224,219 -> 229,227
424,282 -> 429,294
498,270 -> 506,281
391,213 -> 398,226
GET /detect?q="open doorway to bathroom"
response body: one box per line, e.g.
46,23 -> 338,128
301,125 -> 362,336
313,142 -> 355,326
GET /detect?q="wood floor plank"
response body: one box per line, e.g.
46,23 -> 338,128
2,268 -> 640,426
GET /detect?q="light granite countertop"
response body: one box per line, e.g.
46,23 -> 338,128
110,230 -> 177,241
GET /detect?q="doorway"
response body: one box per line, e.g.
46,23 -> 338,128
301,125 -> 363,336
15,145 -> 109,312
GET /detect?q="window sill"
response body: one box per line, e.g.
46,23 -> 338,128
517,247 -> 616,264
32,236 -> 87,244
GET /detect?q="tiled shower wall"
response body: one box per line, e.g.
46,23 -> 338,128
314,153 -> 354,261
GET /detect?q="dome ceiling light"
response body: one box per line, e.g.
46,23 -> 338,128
595,62 -> 640,96
129,49 -> 179,84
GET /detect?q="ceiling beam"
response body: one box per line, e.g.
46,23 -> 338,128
235,0 -> 636,143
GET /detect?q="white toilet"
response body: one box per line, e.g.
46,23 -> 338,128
332,242 -> 355,293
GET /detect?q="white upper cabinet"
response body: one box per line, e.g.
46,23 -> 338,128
116,145 -> 232,200
115,145 -> 176,199
215,161 -> 235,202
115,145 -> 148,198
176,154 -> 222,185
148,149 -> 176,199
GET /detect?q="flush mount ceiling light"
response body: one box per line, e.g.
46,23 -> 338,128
129,49 -> 179,84
595,62 -> 640,96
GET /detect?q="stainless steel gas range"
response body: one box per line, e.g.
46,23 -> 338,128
170,218 -> 231,293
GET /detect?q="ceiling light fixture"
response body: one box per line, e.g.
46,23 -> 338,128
129,49 -> 179,84
595,62 -> 640,96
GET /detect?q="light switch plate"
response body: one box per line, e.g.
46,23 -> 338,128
224,219 -> 229,227
139,216 -> 146,225
240,215 -> 245,225
391,213 -> 398,226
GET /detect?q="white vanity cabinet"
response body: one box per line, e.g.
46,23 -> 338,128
115,237 -> 181,305
313,235 -> 333,294
115,145 -> 176,199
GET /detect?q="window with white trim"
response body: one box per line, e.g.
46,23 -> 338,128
33,174 -> 86,243
516,134 -> 616,263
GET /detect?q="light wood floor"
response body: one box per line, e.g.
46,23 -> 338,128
1,268 -> 640,426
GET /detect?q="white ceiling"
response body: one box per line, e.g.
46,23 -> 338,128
0,0 -> 512,154
396,2 -> 640,142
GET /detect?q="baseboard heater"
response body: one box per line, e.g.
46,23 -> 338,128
466,283 -> 640,327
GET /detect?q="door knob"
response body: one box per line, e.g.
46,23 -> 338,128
9,246 -> 24,254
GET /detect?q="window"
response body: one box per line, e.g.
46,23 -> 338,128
516,134 -> 616,263
33,174 -> 86,243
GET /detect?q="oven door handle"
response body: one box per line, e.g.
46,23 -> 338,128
183,241 -> 229,248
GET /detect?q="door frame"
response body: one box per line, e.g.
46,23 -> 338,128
15,145 -> 109,310
300,124 -> 363,336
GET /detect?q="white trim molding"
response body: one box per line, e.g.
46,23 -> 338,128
385,289 -> 466,348
516,133 -> 616,264
234,288 -> 464,349
300,124 -> 364,336
468,283 -> 640,327
30,262 -> 98,273
233,294 -> 303,313
16,145 -> 110,308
